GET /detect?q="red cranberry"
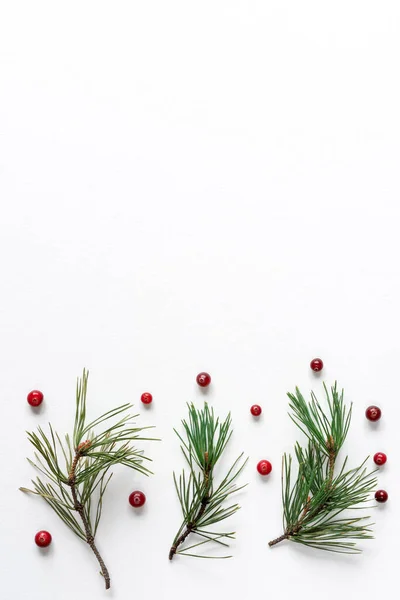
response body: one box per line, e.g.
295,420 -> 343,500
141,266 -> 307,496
35,530 -> 52,547
250,405 -> 262,417
141,392 -> 153,405
129,490 -> 146,507
373,452 -> 387,466
366,406 -> 382,421
257,460 -> 272,476
196,372 -> 211,387
375,490 -> 388,503
27,390 -> 44,407
310,358 -> 323,372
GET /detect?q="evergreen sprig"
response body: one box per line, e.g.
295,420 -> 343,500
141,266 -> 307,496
20,370 -> 156,589
169,402 -> 247,560
269,383 -> 377,554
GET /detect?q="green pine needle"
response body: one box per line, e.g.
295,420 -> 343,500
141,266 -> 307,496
269,382 -> 377,554
20,369 -> 157,589
169,402 -> 247,560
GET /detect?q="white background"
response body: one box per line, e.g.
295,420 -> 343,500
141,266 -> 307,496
0,1 -> 399,598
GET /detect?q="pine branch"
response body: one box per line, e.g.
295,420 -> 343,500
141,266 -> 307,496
169,403 -> 247,560
269,383 -> 377,553
20,369 -> 156,589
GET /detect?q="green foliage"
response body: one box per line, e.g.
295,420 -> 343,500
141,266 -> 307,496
170,402 -> 247,559
270,383 -> 377,554
21,370 -> 155,540
288,384 -> 351,457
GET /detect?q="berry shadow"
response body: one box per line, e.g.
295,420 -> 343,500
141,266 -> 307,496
37,544 -> 54,558
27,403 -> 46,416
197,385 -> 212,396
310,370 -> 323,380
128,504 -> 148,518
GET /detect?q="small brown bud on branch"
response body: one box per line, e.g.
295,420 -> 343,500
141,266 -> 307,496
77,440 -> 92,453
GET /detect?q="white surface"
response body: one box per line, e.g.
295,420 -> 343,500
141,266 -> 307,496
0,1 -> 399,598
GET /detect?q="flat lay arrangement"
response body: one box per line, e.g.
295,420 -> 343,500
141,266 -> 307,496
20,359 -> 388,589
2,5 -> 398,600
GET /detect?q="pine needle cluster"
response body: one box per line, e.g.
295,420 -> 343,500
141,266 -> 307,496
269,383 -> 377,553
169,402 -> 247,560
20,370 -> 155,589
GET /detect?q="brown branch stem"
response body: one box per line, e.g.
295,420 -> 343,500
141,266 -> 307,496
327,437 -> 336,488
169,460 -> 211,560
68,450 -> 111,590
268,533 -> 288,547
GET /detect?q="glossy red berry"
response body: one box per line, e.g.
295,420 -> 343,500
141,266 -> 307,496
141,392 -> 153,405
196,372 -> 211,387
257,460 -> 272,476
375,489 -> 388,503
310,358 -> 323,372
129,490 -> 146,507
373,452 -> 387,466
35,530 -> 52,547
27,390 -> 44,407
366,406 -> 382,421
250,405 -> 262,417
